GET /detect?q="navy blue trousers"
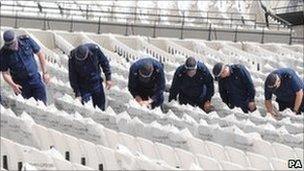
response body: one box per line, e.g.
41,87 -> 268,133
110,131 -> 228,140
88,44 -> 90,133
80,84 -> 106,111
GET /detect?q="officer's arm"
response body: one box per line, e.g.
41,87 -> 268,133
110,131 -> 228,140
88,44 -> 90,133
151,68 -> 166,103
264,88 -> 274,114
68,59 -> 80,97
128,65 -> 138,98
290,74 -> 303,113
2,71 -> 17,87
28,37 -> 48,74
218,81 -> 231,107
294,90 -> 303,113
200,68 -> 214,103
169,69 -> 181,102
96,47 -> 111,81
239,66 -> 255,102
0,55 -> 17,88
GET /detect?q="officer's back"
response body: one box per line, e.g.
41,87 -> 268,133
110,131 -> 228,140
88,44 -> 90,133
128,58 -> 164,91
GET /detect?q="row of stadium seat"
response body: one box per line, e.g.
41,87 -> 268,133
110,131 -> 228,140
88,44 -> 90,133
2,90 -> 303,163
2,105 -> 302,170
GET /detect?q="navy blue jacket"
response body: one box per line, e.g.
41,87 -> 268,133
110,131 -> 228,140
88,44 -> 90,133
169,62 -> 214,104
0,35 -> 41,83
265,68 -> 304,103
128,58 -> 165,102
218,64 -> 255,108
69,43 -> 111,97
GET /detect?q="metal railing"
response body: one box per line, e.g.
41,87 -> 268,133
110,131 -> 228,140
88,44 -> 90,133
0,1 -> 291,32
272,4 -> 304,14
259,0 -> 292,29
0,1 -> 297,44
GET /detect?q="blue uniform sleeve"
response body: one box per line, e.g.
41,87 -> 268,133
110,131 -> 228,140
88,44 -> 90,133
28,37 -> 41,54
151,66 -> 166,103
199,64 -> 214,103
68,58 -> 81,97
169,67 -> 181,102
264,86 -> 272,100
290,72 -> 303,93
219,80 -> 232,107
94,46 -> 111,81
128,64 -> 138,98
0,50 -> 9,72
239,65 -> 255,101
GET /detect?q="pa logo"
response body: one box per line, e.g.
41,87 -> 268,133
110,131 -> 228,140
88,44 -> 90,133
288,159 -> 302,168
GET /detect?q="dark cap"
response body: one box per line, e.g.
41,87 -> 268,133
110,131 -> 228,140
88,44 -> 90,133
212,63 -> 224,77
75,45 -> 89,60
185,57 -> 197,70
3,30 -> 16,45
139,61 -> 154,78
265,73 -> 279,88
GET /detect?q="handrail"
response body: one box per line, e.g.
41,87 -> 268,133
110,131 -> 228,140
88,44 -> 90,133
259,0 -> 292,28
1,2 -> 256,21
0,2 -> 289,31
1,8 -> 289,32
272,4 -> 303,14
59,1 -> 257,17
272,4 -> 303,11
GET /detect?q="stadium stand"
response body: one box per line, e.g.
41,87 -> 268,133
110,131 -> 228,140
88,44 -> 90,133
0,0 -> 303,170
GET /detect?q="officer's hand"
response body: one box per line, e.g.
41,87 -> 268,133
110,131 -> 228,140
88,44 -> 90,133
270,109 -> 282,120
203,101 -> 215,113
248,102 -> 257,112
43,73 -> 50,84
141,100 -> 151,108
76,96 -> 82,102
293,108 -> 301,115
12,84 -> 22,95
135,96 -> 143,103
105,80 -> 113,90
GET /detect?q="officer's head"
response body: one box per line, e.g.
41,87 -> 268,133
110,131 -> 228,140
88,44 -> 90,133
265,73 -> 281,90
185,57 -> 197,77
3,30 -> 18,51
75,45 -> 89,61
138,61 -> 154,83
212,63 -> 230,80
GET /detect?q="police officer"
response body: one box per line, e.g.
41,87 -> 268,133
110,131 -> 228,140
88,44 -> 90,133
69,43 -> 112,111
264,68 -> 303,116
128,57 -> 165,109
169,57 -> 215,113
212,63 -> 256,113
0,30 -> 50,104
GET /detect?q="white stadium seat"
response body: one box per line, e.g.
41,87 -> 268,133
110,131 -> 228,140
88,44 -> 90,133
205,141 -> 230,161
31,124 -> 55,150
136,137 -> 160,160
225,146 -> 250,167
48,129 -> 70,158
1,138 -> 24,171
1,2 -> 304,169
154,142 -> 180,168
197,154 -> 222,170
52,158 -> 74,170
175,148 -> 197,169
61,134 -> 83,164
294,148 -> 304,161
219,161 -> 245,170
96,146 -> 121,170
246,152 -> 273,170
118,132 -> 141,154
270,158 -> 292,171
272,142 -> 297,161
103,128 -> 120,149
251,139 -> 277,159
187,137 -> 211,156
78,139 -> 102,170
